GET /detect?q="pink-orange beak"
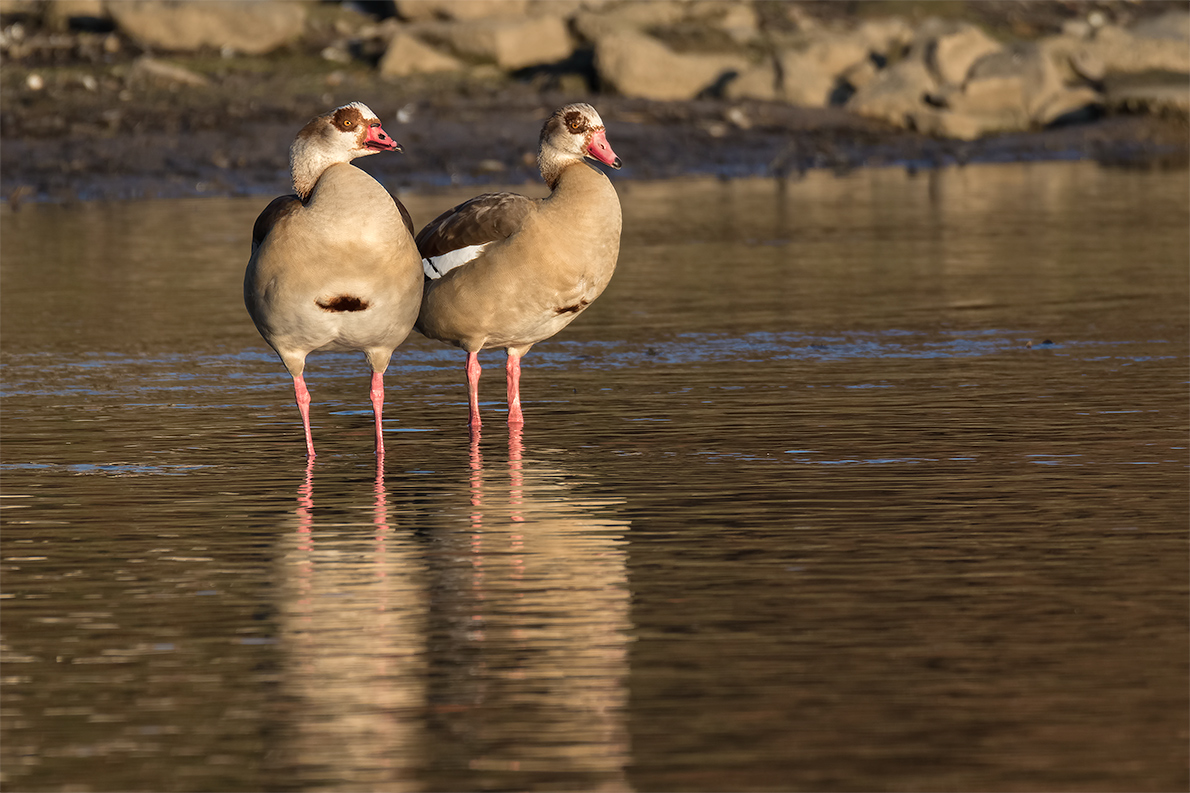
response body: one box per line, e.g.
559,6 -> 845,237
587,129 -> 621,169
364,122 -> 402,152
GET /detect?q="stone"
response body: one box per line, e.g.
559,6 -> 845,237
394,0 -> 528,22
43,0 -> 108,31
1129,10 -> 1190,42
924,20 -> 1003,86
1106,77 -> 1190,117
687,1 -> 760,44
127,55 -> 211,88
572,1 -> 687,42
107,0 -> 305,55
850,16 -> 915,57
778,33 -> 871,107
845,57 -> 937,126
909,107 -> 1008,140
959,44 -> 1064,122
910,42 -> 1101,138
594,29 -> 750,101
378,31 -> 465,77
1038,32 -> 1105,84
1087,23 -> 1190,75
438,14 -> 572,70
723,60 -> 778,101
1034,85 -> 1103,126
841,57 -> 880,92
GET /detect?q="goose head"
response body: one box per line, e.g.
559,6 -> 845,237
538,103 -> 621,187
290,102 -> 400,200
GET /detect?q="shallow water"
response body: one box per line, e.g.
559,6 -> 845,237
2,162 -> 1187,791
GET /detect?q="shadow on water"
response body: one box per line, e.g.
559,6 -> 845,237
1,162 -> 1187,790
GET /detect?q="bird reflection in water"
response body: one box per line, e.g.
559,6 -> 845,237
279,455 -> 427,791
280,426 -> 633,790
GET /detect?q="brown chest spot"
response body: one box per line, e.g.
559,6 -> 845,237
556,298 -> 590,315
317,295 -> 370,312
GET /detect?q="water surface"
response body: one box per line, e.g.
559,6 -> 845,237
2,162 -> 1187,791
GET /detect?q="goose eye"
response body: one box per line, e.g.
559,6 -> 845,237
343,120 -> 354,128
568,120 -> 581,131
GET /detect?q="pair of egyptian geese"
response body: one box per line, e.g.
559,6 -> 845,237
244,102 -> 622,458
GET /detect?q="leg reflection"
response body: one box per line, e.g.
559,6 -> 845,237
424,425 -> 633,790
276,459 -> 427,789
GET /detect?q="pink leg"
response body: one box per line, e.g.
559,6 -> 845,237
505,351 -> 523,426
370,370 -> 385,458
293,374 -> 316,459
466,351 -> 482,429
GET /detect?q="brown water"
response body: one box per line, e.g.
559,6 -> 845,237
2,162 -> 1187,792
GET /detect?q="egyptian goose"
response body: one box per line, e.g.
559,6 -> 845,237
244,102 -> 423,458
415,103 -> 622,428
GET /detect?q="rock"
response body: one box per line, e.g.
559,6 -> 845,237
687,1 -> 761,45
1129,10 -> 1190,42
594,29 -> 750,101
778,33 -> 871,107
572,1 -> 687,41
909,107 -> 1002,141
1038,32 -> 1105,84
841,57 -> 880,92
43,0 -> 108,31
394,0 -> 529,22
957,44 -> 1063,123
0,0 -> 38,14
910,43 -> 1102,138
1106,76 -> 1190,117
378,31 -> 465,77
127,55 -> 211,88
1035,85 -> 1103,126
845,57 -> 937,126
723,60 -> 778,101
922,20 -> 1003,86
437,14 -> 572,70
1087,23 -> 1190,75
850,16 -> 915,56
107,0 -> 305,55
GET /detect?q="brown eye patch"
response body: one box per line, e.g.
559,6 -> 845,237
564,110 -> 586,133
331,106 -> 365,132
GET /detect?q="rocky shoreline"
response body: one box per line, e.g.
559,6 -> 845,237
1,0 -> 1187,204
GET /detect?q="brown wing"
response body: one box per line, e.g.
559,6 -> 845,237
415,192 -> 535,260
251,194 -> 301,253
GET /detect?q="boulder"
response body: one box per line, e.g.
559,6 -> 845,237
778,33 -> 871,107
394,0 -> 528,22
572,1 -> 687,42
909,107 -> 1003,141
922,20 -> 1003,86
850,16 -> 915,56
1105,75 -> 1190,117
378,31 -> 465,77
1087,22 -> 1190,75
909,42 -> 1102,138
723,60 -> 779,101
1034,85 -> 1103,125
686,1 -> 761,45
956,44 -> 1063,123
845,56 -> 937,126
127,55 -> 211,88
107,0 -> 305,55
1129,10 -> 1190,42
437,14 -> 572,70
594,29 -> 750,100
43,0 -> 109,31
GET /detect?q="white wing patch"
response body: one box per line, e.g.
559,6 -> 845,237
423,243 -> 490,280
